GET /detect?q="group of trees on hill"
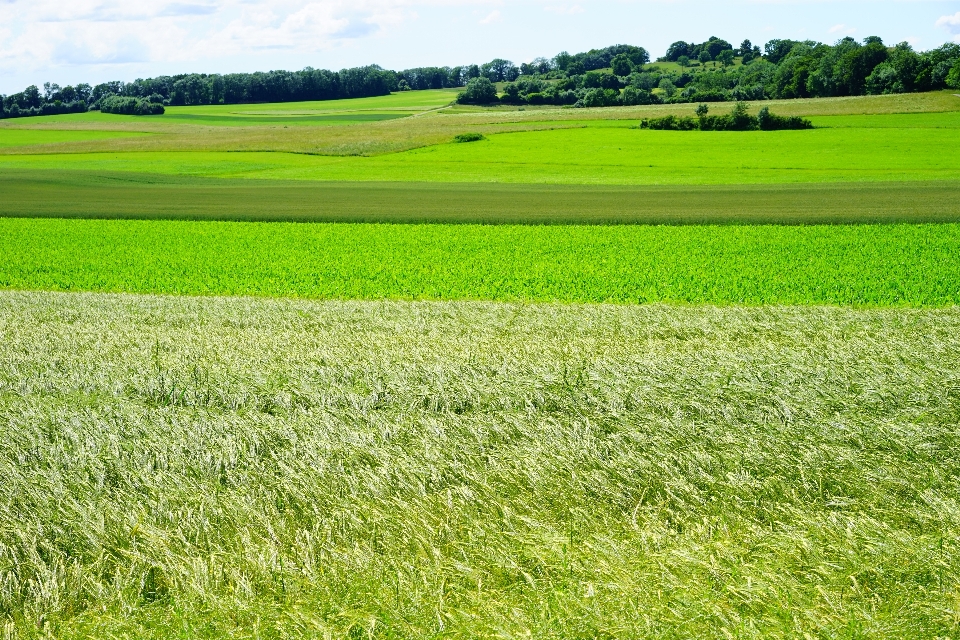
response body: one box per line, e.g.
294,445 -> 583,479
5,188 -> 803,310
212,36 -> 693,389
459,37 -> 960,107
1,37 -> 958,118
0,66 -> 398,119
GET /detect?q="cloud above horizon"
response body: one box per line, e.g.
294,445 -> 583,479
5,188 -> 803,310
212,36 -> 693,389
0,0 -> 501,71
0,0 -> 956,92
937,11 -> 960,42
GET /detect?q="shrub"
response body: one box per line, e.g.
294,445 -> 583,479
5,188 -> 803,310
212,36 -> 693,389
640,114 -> 700,130
453,133 -> 485,143
732,83 -> 766,101
577,88 -> 620,108
456,78 -> 498,105
757,106 -> 812,130
641,103 -> 811,131
620,86 -> 661,106
99,95 -> 165,115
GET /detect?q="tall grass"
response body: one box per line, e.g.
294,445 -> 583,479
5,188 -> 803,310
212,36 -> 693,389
1,291 -> 959,638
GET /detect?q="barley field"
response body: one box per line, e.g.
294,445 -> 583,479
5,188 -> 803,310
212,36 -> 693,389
2,291 -> 959,638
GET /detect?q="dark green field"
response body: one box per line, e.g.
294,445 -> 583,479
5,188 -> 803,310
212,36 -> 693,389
3,170 -> 960,225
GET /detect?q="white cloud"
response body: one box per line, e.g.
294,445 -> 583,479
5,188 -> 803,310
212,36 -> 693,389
936,11 -> 960,42
544,4 -> 584,15
0,0 -> 498,74
479,9 -> 502,24
828,23 -> 856,35
937,11 -> 960,33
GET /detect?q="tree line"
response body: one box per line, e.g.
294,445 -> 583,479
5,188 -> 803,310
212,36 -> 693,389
458,36 -> 960,107
1,37 -> 958,118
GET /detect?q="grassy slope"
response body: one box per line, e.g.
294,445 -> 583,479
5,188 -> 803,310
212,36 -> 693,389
2,110 -> 959,184
1,218 -> 958,306
2,292 -> 959,639
1,91 -> 957,158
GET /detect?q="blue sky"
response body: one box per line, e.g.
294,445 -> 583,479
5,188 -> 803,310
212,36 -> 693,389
1,0 -> 959,94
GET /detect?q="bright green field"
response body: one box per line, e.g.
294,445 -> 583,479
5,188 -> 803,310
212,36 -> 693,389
1,218 -> 958,306
2,114 -> 958,183
0,129 -> 147,147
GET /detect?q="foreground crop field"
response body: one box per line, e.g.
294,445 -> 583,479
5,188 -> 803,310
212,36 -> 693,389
1,218 -> 959,305
2,291 -> 959,639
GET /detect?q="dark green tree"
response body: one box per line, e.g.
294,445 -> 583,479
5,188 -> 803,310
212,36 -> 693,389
456,77 -> 498,104
611,54 -> 634,76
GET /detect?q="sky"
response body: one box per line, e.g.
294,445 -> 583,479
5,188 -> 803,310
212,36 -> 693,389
1,0 -> 959,94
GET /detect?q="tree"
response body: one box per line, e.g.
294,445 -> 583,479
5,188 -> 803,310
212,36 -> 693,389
665,41 -> 691,62
718,50 -> 735,68
764,39 -> 799,64
835,40 -> 888,95
704,37 -> 733,60
456,77 -> 498,104
481,59 -> 518,82
677,56 -> 690,70
659,78 -> 677,97
611,54 -> 634,76
579,88 -> 619,107
552,51 -> 574,71
739,40 -> 754,56
699,51 -> 712,67
947,65 -> 960,89
696,103 -> 709,117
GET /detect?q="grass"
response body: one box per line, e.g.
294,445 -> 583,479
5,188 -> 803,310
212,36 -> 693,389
1,218 -> 958,306
1,291 -> 959,638
165,89 -> 463,113
2,170 -> 960,225
2,91 -> 957,159
0,129 -> 147,147
3,110 -> 959,183
3,88 -> 960,639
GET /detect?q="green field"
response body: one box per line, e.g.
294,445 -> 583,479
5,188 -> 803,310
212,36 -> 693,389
0,129 -> 147,147
0,218 -> 957,306
2,108 -> 959,184
3,171 -> 959,225
3,89 -> 960,638
3,292 -> 959,638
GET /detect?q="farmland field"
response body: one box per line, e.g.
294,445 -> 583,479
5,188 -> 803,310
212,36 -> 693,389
3,292 -> 960,639
2,88 -> 960,639
0,218 -> 958,305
